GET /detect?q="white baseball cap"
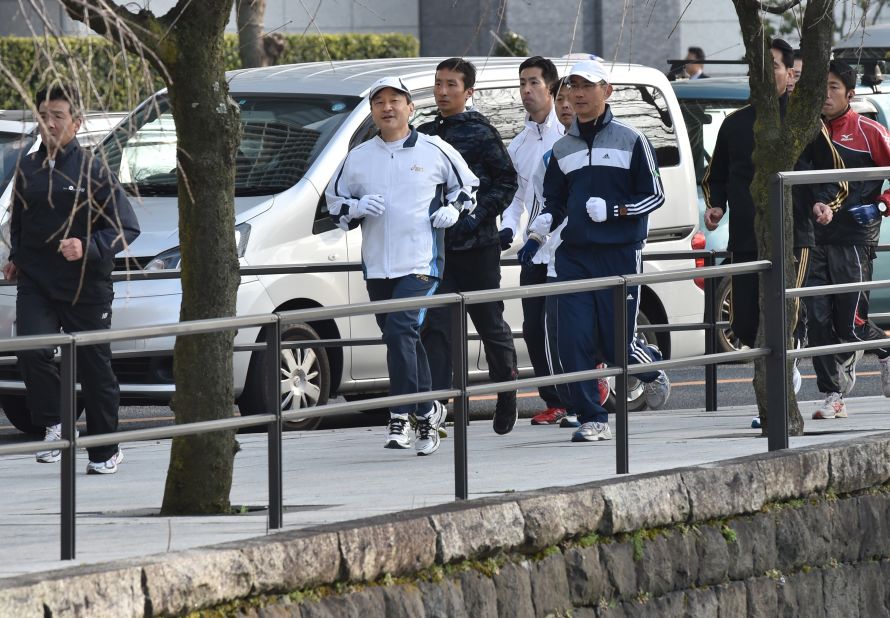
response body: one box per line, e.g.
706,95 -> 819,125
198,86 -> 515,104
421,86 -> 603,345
567,60 -> 609,84
368,76 -> 412,101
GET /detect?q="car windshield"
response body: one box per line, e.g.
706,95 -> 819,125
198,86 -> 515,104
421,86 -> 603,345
99,94 -> 360,197
677,99 -> 744,183
0,131 -> 36,192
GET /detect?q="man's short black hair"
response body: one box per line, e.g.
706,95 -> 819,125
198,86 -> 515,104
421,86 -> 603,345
519,56 -> 559,86
549,78 -> 567,99
771,38 -> 794,70
436,57 -> 476,90
34,84 -> 81,118
829,59 -> 857,91
687,46 -> 706,62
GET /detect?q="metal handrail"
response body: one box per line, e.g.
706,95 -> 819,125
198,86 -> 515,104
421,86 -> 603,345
8,163 -> 890,561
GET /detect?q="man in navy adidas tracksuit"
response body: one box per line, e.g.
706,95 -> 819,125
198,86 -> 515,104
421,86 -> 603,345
521,60 -> 671,443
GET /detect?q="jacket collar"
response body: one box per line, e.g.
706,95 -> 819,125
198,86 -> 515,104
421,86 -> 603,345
823,105 -> 854,128
524,106 -> 560,133
567,104 -> 613,138
373,127 -> 419,149
36,137 -> 81,164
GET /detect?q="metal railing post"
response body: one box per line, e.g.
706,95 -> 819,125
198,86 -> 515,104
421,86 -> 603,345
450,297 -> 469,500
765,175 -> 789,450
613,281 -> 629,474
704,252 -> 718,412
60,340 -> 76,560
265,318 -> 283,529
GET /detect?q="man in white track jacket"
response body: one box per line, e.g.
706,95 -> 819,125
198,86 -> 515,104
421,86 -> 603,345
326,76 -> 478,456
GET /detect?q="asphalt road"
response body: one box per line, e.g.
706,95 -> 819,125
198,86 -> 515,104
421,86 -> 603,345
0,355 -> 886,443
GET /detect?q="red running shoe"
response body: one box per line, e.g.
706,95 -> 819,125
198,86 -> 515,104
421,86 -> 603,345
530,407 -> 567,425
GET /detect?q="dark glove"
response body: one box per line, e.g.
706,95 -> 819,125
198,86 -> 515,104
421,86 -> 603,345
453,210 -> 482,237
849,203 -> 881,226
517,238 -> 541,265
498,228 -> 514,250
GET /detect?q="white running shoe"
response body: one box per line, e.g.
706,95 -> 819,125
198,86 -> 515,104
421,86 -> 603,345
36,423 -> 79,464
384,415 -> 412,449
643,371 -> 671,409
415,400 -> 446,456
813,392 -> 847,420
571,421 -> 613,442
85,449 -> 124,475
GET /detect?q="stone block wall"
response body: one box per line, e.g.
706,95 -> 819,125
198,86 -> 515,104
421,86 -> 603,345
2,436 -> 890,617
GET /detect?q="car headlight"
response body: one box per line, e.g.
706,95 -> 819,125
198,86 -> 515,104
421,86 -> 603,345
144,246 -> 181,271
145,223 -> 250,271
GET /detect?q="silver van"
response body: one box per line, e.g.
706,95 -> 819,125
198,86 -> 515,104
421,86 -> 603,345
0,57 -> 704,432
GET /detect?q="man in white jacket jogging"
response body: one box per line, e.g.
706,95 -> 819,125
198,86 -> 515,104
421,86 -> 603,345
326,77 -> 479,456
498,56 -> 569,426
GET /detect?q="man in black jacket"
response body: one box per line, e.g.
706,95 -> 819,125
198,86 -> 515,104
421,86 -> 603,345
701,40 -> 837,391
418,58 -> 520,435
3,85 -> 140,474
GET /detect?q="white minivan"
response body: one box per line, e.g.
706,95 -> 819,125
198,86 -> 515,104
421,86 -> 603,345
0,57 -> 704,433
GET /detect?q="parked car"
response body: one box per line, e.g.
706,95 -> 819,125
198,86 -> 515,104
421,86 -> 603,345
673,74 -> 890,352
0,58 -> 705,434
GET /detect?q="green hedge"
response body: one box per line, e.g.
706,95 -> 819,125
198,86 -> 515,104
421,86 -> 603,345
0,32 -> 419,111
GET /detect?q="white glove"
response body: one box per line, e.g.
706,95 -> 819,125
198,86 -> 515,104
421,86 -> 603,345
586,197 -> 607,222
355,194 -> 385,218
430,204 -> 460,228
527,213 -> 553,236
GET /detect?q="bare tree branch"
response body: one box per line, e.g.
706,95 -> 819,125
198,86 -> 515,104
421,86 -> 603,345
756,0 -> 805,15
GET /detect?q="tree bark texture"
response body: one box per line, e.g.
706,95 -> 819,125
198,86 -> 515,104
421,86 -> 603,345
732,0 -> 835,437
236,0 -> 267,68
163,0 -> 240,515
63,0 -> 240,514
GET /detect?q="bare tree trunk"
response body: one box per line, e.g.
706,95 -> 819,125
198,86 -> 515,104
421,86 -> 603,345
732,0 -> 835,437
236,0 -> 267,68
63,0 -> 240,514
162,1 -> 241,514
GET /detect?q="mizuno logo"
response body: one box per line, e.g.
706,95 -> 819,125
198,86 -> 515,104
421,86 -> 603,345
840,133 -> 853,142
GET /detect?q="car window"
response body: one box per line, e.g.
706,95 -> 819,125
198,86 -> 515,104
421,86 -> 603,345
470,87 -> 526,144
678,99 -> 744,183
610,85 -> 680,168
100,94 -> 361,197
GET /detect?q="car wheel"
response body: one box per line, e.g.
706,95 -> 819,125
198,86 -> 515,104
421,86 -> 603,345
602,312 -> 652,413
715,277 -> 745,353
0,395 -> 43,435
239,323 -> 330,431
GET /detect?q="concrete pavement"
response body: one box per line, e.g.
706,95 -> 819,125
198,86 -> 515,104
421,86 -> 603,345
2,397 -> 889,580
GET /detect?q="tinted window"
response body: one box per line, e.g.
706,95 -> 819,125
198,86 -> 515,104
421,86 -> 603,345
470,87 -> 526,143
100,94 -> 361,196
677,99 -> 744,183
610,85 -> 680,168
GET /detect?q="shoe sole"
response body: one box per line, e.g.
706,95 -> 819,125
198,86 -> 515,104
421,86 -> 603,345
812,412 -> 836,420
384,440 -> 411,449
493,410 -> 518,435
571,433 -> 611,442
416,440 -> 440,456
86,465 -> 118,475
36,453 -> 61,463
530,418 -> 561,425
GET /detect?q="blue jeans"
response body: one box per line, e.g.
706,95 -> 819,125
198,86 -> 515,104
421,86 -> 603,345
366,274 -> 438,417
